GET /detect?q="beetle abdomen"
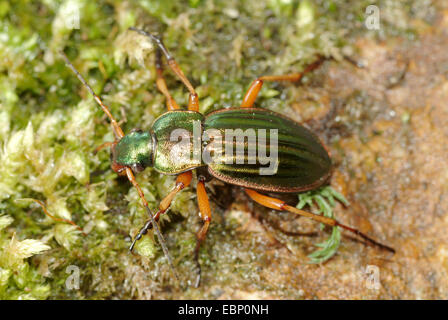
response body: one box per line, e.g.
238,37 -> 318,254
203,108 -> 332,193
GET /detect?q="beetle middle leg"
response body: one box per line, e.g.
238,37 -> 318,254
244,188 -> 395,254
240,57 -> 325,108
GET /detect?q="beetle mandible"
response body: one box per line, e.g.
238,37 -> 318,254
61,27 -> 395,287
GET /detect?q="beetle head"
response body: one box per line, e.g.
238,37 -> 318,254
110,130 -> 154,175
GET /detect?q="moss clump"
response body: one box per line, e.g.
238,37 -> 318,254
0,0 -> 432,299
0,214 -> 51,300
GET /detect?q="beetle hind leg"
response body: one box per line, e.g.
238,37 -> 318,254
244,188 -> 395,254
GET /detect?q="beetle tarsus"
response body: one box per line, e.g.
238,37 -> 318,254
335,222 -> 396,254
194,247 -> 202,288
129,219 -> 154,252
129,237 -> 138,253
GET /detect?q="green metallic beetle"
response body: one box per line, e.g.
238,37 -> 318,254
62,27 -> 394,287
113,108 -> 331,192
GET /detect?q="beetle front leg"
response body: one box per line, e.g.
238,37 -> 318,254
155,47 -> 180,111
129,171 -> 193,251
244,188 -> 395,254
240,57 -> 325,108
129,27 -> 199,112
194,177 -> 212,288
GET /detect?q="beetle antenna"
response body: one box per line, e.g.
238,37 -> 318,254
15,198 -> 86,236
60,51 -> 124,140
125,168 -> 179,281
93,141 -> 115,155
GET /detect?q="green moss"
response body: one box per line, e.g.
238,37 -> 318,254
0,0 -> 432,299
297,186 -> 349,263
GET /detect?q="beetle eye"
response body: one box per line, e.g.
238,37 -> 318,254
131,163 -> 145,173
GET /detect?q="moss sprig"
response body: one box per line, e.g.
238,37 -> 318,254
297,186 -> 349,264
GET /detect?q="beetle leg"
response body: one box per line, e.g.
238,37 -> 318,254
155,48 -> 180,111
126,168 -> 179,280
129,171 -> 193,251
244,188 -> 395,254
129,28 -> 199,112
240,57 -> 325,108
194,177 -> 212,288
187,92 -> 199,112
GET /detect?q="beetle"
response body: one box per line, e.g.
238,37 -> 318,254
61,27 -> 395,287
